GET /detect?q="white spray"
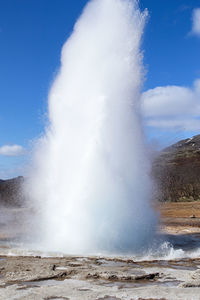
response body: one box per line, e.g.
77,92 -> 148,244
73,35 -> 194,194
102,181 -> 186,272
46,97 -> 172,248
27,0 -> 157,254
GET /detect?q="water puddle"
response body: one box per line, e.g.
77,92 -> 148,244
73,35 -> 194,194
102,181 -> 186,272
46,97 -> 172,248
158,280 -> 182,287
99,279 -> 181,289
55,267 -> 69,271
17,279 -> 68,289
44,297 -> 69,300
0,258 -> 6,261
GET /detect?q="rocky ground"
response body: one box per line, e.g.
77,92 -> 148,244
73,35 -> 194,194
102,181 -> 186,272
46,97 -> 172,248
1,251 -> 200,299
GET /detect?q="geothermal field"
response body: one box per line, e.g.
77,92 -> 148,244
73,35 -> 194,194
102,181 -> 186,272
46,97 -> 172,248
1,0 -> 200,299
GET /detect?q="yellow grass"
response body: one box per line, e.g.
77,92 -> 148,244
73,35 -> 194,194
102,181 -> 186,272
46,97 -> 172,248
158,201 -> 200,218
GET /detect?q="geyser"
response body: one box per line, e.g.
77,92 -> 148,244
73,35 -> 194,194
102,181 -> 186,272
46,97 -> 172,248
27,0 -> 156,254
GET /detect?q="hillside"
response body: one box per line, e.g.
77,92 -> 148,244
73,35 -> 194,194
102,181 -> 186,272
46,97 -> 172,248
0,176 -> 24,207
153,134 -> 200,202
1,135 -> 200,205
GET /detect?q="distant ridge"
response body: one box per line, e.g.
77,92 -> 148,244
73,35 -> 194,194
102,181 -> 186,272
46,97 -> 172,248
153,134 -> 200,202
0,176 -> 24,207
1,134 -> 200,205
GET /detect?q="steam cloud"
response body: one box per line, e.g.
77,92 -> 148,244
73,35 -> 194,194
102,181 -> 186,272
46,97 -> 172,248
26,0 -> 156,254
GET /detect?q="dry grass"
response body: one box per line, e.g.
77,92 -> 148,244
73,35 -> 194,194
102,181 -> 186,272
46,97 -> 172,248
156,201 -> 200,231
157,201 -> 200,218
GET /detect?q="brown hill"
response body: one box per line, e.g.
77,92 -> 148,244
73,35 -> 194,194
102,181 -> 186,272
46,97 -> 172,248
153,134 -> 200,202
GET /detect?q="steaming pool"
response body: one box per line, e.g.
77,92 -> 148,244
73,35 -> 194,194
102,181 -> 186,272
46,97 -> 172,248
2,207 -> 200,261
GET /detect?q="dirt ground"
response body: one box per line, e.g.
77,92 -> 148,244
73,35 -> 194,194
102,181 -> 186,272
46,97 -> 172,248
156,201 -> 200,235
159,201 -> 200,219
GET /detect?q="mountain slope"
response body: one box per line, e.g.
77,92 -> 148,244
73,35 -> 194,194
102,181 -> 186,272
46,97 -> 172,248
0,176 -> 24,207
153,135 -> 200,202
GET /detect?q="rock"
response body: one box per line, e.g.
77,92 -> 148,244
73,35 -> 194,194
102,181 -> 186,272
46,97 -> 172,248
179,280 -> 200,288
190,215 -> 196,218
179,269 -> 200,287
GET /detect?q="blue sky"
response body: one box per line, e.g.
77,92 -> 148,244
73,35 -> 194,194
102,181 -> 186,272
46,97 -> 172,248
0,0 -> 200,178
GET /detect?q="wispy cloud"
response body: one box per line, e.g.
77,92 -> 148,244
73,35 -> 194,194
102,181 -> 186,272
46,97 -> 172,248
191,8 -> 200,37
141,79 -> 200,131
0,145 -> 25,156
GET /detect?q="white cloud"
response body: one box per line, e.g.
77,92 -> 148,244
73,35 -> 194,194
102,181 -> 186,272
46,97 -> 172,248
0,144 -> 25,156
191,8 -> 200,37
141,79 -> 200,131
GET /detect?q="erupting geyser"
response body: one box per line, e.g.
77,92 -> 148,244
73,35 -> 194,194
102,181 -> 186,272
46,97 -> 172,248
27,0 -> 157,254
